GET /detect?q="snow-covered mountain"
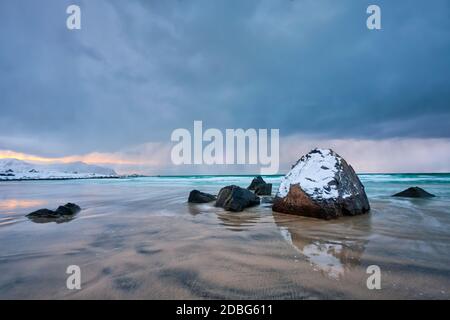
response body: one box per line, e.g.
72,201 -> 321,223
0,158 -> 118,180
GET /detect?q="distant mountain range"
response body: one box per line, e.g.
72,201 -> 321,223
0,158 -> 118,180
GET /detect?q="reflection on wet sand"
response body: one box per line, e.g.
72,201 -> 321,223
187,203 -> 211,216
0,199 -> 46,211
273,212 -> 371,279
216,211 -> 261,232
26,215 -> 76,224
188,202 -> 262,232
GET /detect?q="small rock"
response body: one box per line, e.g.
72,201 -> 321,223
247,176 -> 266,190
392,187 -> 435,198
55,203 -> 81,215
215,185 -> 260,212
188,190 -> 216,203
255,183 -> 272,196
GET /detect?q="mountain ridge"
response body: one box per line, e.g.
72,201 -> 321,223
0,158 -> 118,180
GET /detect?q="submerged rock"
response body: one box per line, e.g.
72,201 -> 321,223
188,190 -> 216,203
393,187 -> 435,198
27,203 -> 81,219
215,185 -> 260,212
272,148 -> 370,220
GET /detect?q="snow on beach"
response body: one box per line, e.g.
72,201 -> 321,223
0,158 -> 117,181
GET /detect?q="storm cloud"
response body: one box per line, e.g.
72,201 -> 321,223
0,0 -> 449,172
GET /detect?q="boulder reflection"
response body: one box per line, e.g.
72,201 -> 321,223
273,212 -> 371,279
216,211 -> 261,232
188,202 -> 262,231
27,215 -> 76,224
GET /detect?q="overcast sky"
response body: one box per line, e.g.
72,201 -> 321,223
0,0 -> 449,174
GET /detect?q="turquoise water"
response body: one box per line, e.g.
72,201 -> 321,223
146,173 -> 450,194
0,174 -> 449,299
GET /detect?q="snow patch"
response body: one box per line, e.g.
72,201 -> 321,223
0,158 -> 118,181
277,148 -> 340,200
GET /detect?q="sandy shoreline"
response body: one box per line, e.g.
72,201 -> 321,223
0,176 -> 449,299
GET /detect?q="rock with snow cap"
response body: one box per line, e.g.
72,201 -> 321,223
272,148 -> 370,220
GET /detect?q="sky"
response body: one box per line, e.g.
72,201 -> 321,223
0,0 -> 449,174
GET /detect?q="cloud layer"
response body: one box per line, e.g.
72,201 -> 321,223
2,136 -> 450,174
0,0 -> 449,173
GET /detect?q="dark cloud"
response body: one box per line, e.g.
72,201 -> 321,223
0,0 -> 449,156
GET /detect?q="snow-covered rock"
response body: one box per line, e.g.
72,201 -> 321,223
0,158 -> 118,180
272,149 -> 370,219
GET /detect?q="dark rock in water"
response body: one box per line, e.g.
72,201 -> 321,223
248,176 -> 272,195
27,203 -> 81,223
27,208 -> 58,218
255,183 -> 272,196
215,185 -> 260,212
393,187 -> 435,198
272,148 -> 370,220
188,190 -> 216,203
55,203 -> 81,215
247,176 -> 266,190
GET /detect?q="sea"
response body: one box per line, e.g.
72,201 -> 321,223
0,174 -> 449,299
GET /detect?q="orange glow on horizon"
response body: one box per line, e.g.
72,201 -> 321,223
0,199 -> 46,211
0,150 -> 144,166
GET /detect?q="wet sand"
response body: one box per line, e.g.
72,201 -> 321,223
0,176 -> 449,299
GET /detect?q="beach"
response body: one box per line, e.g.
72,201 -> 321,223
0,174 -> 449,299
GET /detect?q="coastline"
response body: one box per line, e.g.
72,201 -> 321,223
2,172 -> 450,182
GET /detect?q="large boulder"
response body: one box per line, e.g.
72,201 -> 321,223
188,190 -> 216,203
393,187 -> 435,198
272,149 -> 370,220
215,185 -> 260,212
